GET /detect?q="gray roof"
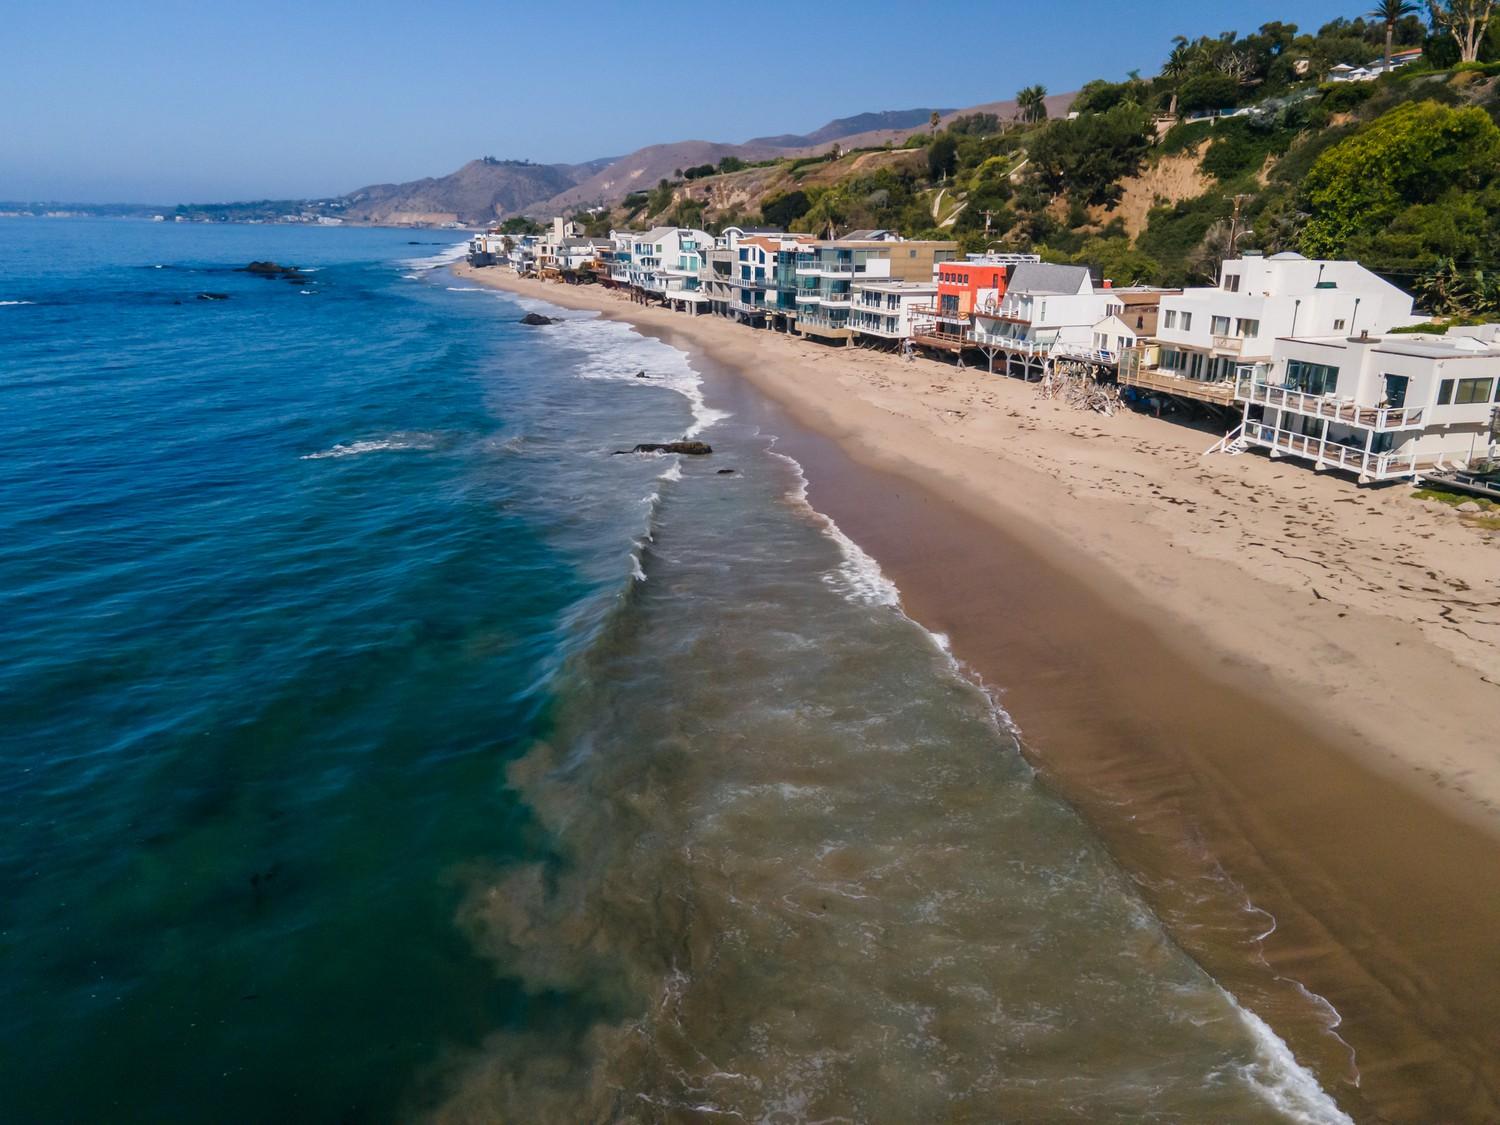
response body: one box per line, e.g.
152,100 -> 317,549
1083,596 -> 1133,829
843,228 -> 894,241
1006,262 -> 1091,295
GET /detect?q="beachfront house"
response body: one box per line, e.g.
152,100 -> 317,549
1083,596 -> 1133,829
627,226 -> 714,312
793,238 -> 958,344
466,230 -> 508,267
910,254 -> 1038,356
720,232 -> 816,330
1119,252 -> 1416,409
851,278 -> 939,345
969,263 -> 1125,377
1224,325 -> 1500,482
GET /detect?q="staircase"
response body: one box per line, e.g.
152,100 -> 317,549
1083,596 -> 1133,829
1204,422 -> 1247,456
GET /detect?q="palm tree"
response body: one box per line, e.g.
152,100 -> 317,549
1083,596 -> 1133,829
930,110 -> 941,135
1370,0 -> 1419,73
1160,42 -> 1193,116
1016,85 -> 1049,124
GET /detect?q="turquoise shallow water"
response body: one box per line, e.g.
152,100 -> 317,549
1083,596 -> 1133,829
0,219 -> 1347,1122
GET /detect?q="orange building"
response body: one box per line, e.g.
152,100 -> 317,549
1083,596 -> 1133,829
913,254 -> 1038,352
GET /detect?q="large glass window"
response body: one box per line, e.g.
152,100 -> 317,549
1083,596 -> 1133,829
1284,359 -> 1340,396
1164,309 -> 1177,329
1211,315 -> 1230,335
1455,378 -> 1494,404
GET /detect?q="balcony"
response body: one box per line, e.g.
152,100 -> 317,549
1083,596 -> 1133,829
795,261 -> 856,277
1117,365 -> 1238,406
795,290 -> 820,304
1239,420 -> 1441,481
1236,380 -> 1426,430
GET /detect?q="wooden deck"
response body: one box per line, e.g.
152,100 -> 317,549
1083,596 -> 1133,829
1118,367 -> 1237,406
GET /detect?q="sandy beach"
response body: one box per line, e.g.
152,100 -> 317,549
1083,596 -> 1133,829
454,263 -> 1500,1121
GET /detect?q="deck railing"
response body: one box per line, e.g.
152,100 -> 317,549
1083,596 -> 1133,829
1240,420 -> 1431,480
1235,380 -> 1426,430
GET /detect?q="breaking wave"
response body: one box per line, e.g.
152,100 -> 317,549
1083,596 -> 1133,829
301,432 -> 440,460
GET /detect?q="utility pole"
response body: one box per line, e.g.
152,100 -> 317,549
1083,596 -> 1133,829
1227,194 -> 1250,258
982,208 -> 997,236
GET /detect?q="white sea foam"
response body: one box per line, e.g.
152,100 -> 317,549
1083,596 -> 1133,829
301,434 -> 438,460
400,273 -> 421,281
769,450 -> 900,608
445,286 -> 488,292
507,295 -> 730,439
1228,995 -> 1354,1123
658,460 -> 683,483
1,300 -> 34,306
400,240 -> 470,270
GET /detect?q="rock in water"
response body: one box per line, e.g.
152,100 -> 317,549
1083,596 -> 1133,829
716,468 -> 736,475
196,292 -> 230,301
241,261 -> 309,284
635,370 -> 650,379
613,441 -> 713,456
519,312 -> 557,326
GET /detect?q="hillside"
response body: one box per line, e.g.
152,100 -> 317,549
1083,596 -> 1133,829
570,14 -> 1500,321
746,107 -> 957,148
340,158 -> 607,226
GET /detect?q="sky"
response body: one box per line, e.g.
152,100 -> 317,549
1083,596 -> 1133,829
2,0 -> 1367,204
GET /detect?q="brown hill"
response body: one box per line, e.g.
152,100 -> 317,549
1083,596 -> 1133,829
341,158 -> 607,226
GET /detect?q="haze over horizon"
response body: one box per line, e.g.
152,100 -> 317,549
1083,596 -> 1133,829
6,0 -> 1362,204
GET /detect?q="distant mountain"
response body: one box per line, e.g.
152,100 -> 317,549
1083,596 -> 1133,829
531,140 -> 788,218
339,157 -> 611,226
748,108 -> 958,149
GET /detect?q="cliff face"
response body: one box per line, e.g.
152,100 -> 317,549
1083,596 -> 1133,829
340,159 -> 592,225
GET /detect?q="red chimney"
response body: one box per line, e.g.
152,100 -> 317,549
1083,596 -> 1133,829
1103,278 -> 1113,289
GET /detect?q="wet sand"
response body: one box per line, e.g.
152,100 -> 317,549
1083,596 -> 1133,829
457,266 -> 1500,1122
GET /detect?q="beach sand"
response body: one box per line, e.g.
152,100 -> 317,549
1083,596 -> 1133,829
455,263 -> 1500,1121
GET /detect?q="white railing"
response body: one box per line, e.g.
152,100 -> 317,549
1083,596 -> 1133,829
1241,420 -> 1424,480
1236,380 -> 1426,430
794,261 -> 856,276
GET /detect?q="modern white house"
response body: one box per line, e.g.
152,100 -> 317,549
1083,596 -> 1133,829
1222,325 -> 1500,482
716,232 -> 816,328
969,263 -> 1127,376
850,278 -> 939,343
1120,251 -> 1417,407
627,226 -> 714,311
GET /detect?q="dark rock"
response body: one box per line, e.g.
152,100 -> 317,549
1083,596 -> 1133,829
635,370 -> 650,378
519,312 -> 558,326
197,292 -> 230,301
716,468 -> 736,475
613,441 -> 713,456
242,261 -> 308,284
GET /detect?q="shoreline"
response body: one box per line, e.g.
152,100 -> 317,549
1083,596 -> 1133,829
453,263 -> 1500,1121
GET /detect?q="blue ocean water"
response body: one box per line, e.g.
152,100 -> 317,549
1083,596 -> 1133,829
0,218 -> 1348,1122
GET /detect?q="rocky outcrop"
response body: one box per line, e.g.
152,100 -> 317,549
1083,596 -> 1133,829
519,312 -> 558,326
242,261 -> 309,284
615,441 -> 713,456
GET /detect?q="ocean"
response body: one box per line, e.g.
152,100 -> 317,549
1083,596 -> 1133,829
0,218 -> 1349,1122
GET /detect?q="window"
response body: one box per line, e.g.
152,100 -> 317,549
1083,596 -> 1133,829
1211,315 -> 1231,335
1332,318 -> 1345,332
1236,318 -> 1259,337
1222,273 -> 1241,292
1454,377 -> 1494,405
1164,309 -> 1178,329
1181,311 -> 1193,331
1136,315 -> 1144,329
1284,359 -> 1340,396
1437,379 -> 1454,405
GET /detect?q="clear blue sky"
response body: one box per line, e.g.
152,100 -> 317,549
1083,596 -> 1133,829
4,0 -> 1366,204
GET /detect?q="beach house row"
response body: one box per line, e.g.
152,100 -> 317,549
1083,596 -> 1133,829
468,224 -> 1498,485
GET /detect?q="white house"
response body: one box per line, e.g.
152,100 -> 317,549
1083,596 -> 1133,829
1226,325 -> 1500,482
628,226 -> 714,311
969,263 -> 1125,376
850,278 -> 939,343
1122,251 -> 1417,405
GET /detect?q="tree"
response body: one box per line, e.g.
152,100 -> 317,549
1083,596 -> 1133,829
927,135 -> 958,182
1176,73 -> 1240,113
1160,40 -> 1194,116
1428,0 -> 1496,61
760,190 -> 811,229
1027,104 -> 1154,208
1300,101 -> 1500,256
1371,0 -> 1420,70
1016,85 -> 1049,123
